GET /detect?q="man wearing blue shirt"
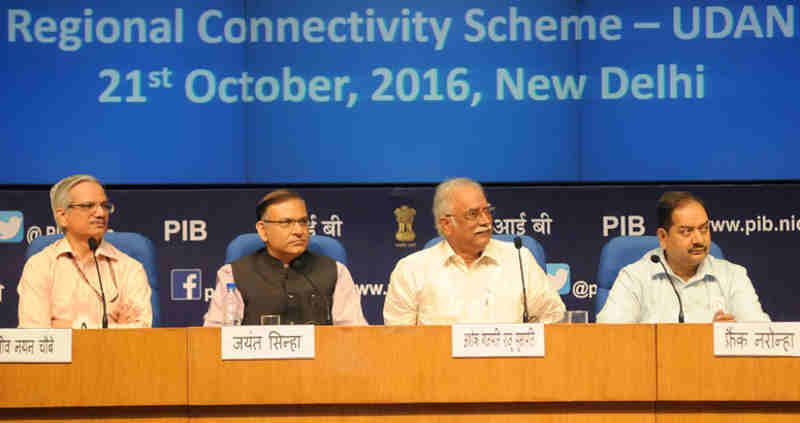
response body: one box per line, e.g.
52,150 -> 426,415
598,191 -> 770,323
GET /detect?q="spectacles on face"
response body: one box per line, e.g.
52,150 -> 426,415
67,201 -> 115,214
261,217 -> 310,229
446,205 -> 495,221
675,222 -> 710,237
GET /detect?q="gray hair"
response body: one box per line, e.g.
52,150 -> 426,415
432,177 -> 485,235
50,174 -> 102,231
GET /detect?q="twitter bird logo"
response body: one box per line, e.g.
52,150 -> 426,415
0,211 -> 24,243
546,263 -> 571,295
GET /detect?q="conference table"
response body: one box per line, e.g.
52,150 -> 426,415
0,325 -> 797,422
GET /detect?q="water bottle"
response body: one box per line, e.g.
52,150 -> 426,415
222,282 -> 241,326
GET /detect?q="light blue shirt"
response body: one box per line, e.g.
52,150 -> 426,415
597,248 -> 770,323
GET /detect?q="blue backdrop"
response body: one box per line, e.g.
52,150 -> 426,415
2,1 -> 799,183
1,183 -> 798,327
2,2 -> 799,326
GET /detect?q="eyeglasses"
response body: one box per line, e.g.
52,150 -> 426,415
446,205 -> 495,221
261,218 -> 310,229
67,201 -> 115,214
676,222 -> 710,237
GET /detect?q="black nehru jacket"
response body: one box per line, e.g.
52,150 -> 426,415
230,248 -> 337,325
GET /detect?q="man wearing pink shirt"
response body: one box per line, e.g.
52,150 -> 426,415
17,175 -> 152,328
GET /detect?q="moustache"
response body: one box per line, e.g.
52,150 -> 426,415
473,225 -> 491,235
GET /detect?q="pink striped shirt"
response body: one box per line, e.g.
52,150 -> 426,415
17,238 -> 152,328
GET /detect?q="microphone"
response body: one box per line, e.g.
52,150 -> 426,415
650,255 -> 684,323
290,257 -> 332,325
513,236 -> 530,323
88,237 -> 108,329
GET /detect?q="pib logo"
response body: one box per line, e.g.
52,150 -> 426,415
164,220 -> 207,242
602,215 -> 645,237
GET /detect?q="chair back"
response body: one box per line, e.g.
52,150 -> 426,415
225,234 -> 348,265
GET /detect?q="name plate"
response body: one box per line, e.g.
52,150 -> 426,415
714,322 -> 800,356
0,329 -> 72,363
221,325 -> 315,360
452,323 -> 544,358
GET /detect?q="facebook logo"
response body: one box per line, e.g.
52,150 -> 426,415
171,269 -> 202,301
0,211 -> 23,243
546,263 -> 571,295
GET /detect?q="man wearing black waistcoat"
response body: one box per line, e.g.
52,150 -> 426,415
203,190 -> 367,326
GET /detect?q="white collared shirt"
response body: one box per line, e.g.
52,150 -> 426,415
597,248 -> 770,323
384,238 -> 565,325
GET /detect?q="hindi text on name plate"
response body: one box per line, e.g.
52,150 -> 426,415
0,329 -> 72,363
714,322 -> 799,357
221,325 -> 315,360
452,323 -> 544,358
